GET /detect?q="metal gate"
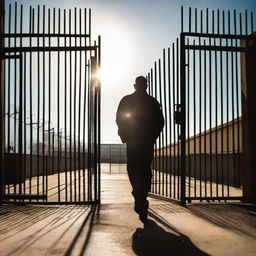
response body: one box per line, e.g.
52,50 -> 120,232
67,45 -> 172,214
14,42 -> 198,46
0,3 -> 101,204
148,7 -> 256,205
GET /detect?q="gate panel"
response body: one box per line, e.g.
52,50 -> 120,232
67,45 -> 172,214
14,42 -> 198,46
148,40 -> 182,202
148,7 -> 256,205
0,3 -> 101,204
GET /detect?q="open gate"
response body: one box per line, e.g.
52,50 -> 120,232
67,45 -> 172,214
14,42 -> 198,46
148,7 -> 256,205
0,3 -> 101,204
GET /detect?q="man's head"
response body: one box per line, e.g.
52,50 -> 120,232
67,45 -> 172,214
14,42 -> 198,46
134,76 -> 147,91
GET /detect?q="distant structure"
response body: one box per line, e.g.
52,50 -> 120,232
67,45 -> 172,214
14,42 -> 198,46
101,144 -> 126,163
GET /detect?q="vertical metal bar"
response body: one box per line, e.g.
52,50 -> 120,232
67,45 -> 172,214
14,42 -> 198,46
172,43 -> 176,199
251,11 -> 254,35
193,5 -> 198,202
209,15 -> 213,199
176,38 -> 180,201
87,60 -> 91,201
78,8 -> 82,202
82,8 -> 87,202
88,9 -> 92,199
187,38 -> 191,199
93,48 -> 98,202
237,11 -> 242,188
47,7 -> 51,201
42,5 -> 46,200
245,10 -> 248,35
215,9 -> 220,198
14,2 -> 17,196
73,7 -> 77,202
167,47 -> 172,199
7,4 -> 11,195
180,33 -> 186,206
20,4 -> 26,197
192,39 -> 196,199
57,8 -> 61,202
18,58 -> 23,195
163,49 -> 168,197
199,10 -> 203,199
37,5 -> 40,198
52,8 -> 55,178
189,7 -> 191,32
158,58 -> 164,196
98,35 -> 101,203
231,10 -> 236,190
212,9 -> 215,197
226,10 -> 231,197
154,61 -> 159,194
181,6 -> 183,33
220,11 -> 224,198
63,9 -> 67,202
203,39 -> 207,198
69,8 -> 73,202
29,7 -> 34,198
150,67 -> 155,194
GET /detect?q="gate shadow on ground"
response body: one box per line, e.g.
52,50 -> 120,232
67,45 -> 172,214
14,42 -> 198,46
187,203 -> 256,238
132,210 -> 209,256
64,205 -> 98,256
0,204 -> 96,256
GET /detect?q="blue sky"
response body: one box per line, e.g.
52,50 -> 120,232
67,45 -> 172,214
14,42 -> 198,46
5,0 -> 256,143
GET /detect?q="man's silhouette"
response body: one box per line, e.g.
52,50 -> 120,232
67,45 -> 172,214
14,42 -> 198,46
116,76 -> 164,223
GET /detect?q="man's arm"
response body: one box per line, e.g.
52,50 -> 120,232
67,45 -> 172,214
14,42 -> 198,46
153,100 -> 165,141
116,97 -> 129,143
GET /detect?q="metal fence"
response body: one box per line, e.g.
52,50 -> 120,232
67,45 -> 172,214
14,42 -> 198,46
0,3 -> 101,204
148,7 -> 256,205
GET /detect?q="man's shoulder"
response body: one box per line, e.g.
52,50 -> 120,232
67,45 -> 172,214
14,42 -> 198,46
119,93 -> 134,103
146,94 -> 161,106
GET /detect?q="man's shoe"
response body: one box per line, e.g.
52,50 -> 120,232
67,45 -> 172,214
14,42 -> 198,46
139,212 -> 148,223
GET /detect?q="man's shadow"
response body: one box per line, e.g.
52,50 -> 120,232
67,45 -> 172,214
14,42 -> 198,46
132,215 -> 209,256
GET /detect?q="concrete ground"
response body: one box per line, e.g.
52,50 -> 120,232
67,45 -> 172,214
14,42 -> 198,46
0,172 -> 256,256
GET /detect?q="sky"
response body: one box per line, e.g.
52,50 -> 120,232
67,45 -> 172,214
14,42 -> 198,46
5,0 -> 256,144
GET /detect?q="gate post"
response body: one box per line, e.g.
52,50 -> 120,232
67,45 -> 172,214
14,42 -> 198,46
241,34 -> 256,203
0,0 -> 5,202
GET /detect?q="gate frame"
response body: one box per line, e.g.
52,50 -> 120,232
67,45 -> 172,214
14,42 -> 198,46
180,32 -> 256,205
0,3 -> 101,205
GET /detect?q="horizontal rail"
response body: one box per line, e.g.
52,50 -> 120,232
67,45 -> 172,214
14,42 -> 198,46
1,200 -> 99,205
0,54 -> 21,59
181,32 -> 253,40
184,45 -> 247,52
2,194 -> 47,200
0,33 -> 90,38
186,196 -> 243,201
1,45 -> 98,53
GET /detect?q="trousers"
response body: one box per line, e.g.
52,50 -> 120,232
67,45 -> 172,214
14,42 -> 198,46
126,141 -> 154,215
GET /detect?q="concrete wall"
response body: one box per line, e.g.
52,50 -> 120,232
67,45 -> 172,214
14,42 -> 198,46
4,153 -> 88,184
152,153 -> 241,187
155,118 -> 242,156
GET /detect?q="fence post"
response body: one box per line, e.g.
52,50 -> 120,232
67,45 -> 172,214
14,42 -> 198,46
241,34 -> 256,203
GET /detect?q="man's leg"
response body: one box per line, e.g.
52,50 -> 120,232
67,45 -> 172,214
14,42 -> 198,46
126,144 -> 141,214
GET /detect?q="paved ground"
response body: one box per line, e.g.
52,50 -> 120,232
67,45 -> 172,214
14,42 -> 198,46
0,172 -> 256,256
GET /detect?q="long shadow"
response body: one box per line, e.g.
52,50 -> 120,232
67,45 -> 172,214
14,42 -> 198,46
132,211 -> 210,256
64,204 -> 97,256
188,203 -> 256,238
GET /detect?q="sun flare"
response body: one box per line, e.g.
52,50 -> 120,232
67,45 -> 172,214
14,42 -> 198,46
99,23 -> 133,86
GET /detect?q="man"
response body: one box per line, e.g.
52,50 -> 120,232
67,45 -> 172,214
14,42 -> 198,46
116,76 -> 164,223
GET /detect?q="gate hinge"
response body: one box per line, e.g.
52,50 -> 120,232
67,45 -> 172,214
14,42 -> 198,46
174,104 -> 182,125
